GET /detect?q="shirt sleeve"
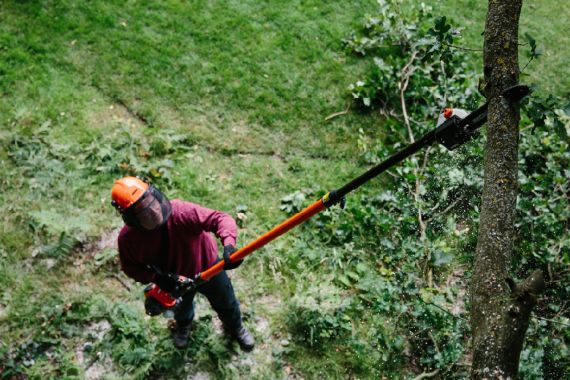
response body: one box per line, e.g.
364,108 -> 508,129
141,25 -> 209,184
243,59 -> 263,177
118,236 -> 156,284
180,202 -> 238,247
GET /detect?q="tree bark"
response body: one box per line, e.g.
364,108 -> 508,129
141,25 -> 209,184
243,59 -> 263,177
470,1 -> 545,379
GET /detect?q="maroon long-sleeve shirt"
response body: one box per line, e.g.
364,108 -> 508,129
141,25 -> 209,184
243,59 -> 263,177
118,199 -> 237,284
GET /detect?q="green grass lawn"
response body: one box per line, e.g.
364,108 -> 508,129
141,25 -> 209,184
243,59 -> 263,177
432,0 -> 569,96
0,0 -> 567,378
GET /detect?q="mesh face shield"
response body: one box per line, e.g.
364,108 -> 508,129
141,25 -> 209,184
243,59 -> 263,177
121,185 -> 172,230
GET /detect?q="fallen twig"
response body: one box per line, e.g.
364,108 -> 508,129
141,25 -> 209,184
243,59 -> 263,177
112,273 -> 132,291
325,105 -> 351,121
533,316 -> 570,328
442,42 -> 482,52
413,369 -> 440,380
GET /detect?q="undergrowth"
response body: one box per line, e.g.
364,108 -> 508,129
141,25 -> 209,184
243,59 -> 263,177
0,0 -> 567,379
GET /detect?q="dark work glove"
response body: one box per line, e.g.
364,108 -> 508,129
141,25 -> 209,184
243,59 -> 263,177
154,273 -> 181,295
223,244 -> 243,270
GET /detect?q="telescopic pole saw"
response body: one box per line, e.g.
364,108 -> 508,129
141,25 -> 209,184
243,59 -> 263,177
193,85 -> 529,289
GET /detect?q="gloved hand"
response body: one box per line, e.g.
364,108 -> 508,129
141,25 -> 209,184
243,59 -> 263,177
154,272 -> 182,295
223,244 -> 243,270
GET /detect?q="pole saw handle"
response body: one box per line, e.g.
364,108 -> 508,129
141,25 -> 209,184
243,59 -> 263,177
192,85 -> 531,289
197,198 -> 327,282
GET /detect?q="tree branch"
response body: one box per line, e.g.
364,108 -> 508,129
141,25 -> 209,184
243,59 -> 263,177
399,50 -> 419,143
424,193 -> 467,223
442,42 -> 483,52
419,296 -> 468,322
533,316 -> 570,328
413,369 -> 440,380
324,104 -> 351,121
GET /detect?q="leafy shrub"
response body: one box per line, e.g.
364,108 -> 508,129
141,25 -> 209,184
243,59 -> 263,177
343,0 -> 480,114
86,301 -> 238,379
0,294 -> 114,379
280,189 -> 314,215
287,283 -> 352,347
284,1 -> 569,378
515,99 -> 570,377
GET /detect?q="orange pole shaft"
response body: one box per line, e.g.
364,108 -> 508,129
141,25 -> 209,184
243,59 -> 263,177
199,199 -> 326,281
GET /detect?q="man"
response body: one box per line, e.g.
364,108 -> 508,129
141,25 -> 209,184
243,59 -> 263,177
111,176 -> 254,350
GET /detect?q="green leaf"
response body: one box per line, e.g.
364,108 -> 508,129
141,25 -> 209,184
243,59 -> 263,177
433,250 -> 453,267
356,262 -> 368,273
524,33 -> 542,59
94,248 -> 118,267
337,275 -> 351,287
553,118 -> 568,140
346,270 -> 360,281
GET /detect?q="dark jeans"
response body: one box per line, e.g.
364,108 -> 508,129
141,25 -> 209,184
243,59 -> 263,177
174,267 -> 242,332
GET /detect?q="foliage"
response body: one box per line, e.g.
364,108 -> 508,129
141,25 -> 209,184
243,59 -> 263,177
522,33 -> 542,73
279,189 -> 315,215
318,5 -> 479,375
92,248 -> 119,270
1,122 -> 192,243
0,293 -> 240,379
95,303 -> 244,379
523,94 -> 570,140
515,98 -> 570,378
278,1 -> 569,378
33,232 -> 80,260
286,282 -> 352,347
0,294 -> 109,379
343,0 -> 479,114
0,0 -> 567,379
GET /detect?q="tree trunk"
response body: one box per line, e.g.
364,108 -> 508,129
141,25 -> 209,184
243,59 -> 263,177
470,1 -> 545,379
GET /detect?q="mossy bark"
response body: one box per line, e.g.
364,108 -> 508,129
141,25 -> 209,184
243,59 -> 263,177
470,1 -> 545,379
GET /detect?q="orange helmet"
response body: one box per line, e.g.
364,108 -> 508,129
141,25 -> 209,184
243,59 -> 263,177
111,176 -> 149,211
111,177 -> 172,230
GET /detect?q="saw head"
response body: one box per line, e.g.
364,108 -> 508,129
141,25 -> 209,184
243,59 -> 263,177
436,107 -> 469,128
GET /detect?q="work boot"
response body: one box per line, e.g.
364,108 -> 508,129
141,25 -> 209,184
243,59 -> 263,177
229,326 -> 255,352
173,323 -> 191,349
